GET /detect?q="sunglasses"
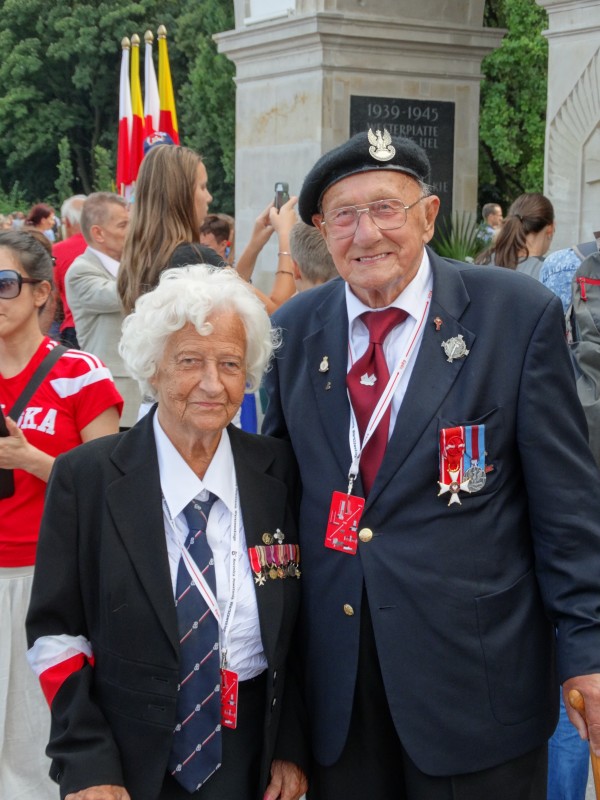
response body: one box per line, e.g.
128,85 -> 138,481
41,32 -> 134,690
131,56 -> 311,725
0,270 -> 43,299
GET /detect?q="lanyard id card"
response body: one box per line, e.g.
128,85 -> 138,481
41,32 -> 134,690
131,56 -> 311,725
324,491 -> 365,554
220,665 -> 239,729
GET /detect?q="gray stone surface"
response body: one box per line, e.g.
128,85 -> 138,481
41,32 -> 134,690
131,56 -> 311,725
537,0 -> 600,249
218,0 -> 502,291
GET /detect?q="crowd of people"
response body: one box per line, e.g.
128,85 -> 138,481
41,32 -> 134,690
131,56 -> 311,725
1,130 -> 600,800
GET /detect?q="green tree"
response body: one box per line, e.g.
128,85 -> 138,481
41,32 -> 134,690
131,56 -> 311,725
92,145 -> 115,192
479,0 -> 549,210
0,0 -> 236,209
175,0 -> 235,214
55,136 -> 74,204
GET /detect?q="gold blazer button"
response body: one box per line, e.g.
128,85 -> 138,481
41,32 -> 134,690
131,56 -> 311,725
358,528 -> 373,543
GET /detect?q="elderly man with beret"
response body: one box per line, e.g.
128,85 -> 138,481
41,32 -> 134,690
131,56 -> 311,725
262,129 -> 600,799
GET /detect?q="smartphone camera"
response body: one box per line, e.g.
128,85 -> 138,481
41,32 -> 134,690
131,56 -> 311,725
274,181 -> 290,211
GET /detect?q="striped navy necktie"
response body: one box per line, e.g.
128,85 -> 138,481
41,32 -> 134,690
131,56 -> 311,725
168,492 -> 221,792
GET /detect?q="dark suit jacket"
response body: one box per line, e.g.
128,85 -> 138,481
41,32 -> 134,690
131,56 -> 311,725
26,409 -> 304,800
262,247 -> 600,776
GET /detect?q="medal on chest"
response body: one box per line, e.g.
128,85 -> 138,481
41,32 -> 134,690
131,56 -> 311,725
438,426 -> 471,506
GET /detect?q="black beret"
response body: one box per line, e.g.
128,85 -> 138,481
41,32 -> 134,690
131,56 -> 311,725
298,130 -> 431,225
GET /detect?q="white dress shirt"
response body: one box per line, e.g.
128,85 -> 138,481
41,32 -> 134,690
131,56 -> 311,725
87,246 -> 120,278
345,248 -> 433,435
153,412 -> 267,679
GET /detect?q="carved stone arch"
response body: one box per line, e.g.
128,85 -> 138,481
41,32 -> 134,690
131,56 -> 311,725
547,47 -> 600,244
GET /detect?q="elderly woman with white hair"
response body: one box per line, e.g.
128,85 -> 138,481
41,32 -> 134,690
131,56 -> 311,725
25,266 -> 308,800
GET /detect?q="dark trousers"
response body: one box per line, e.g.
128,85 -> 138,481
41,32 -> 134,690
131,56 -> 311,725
309,595 -> 548,800
159,672 -> 266,800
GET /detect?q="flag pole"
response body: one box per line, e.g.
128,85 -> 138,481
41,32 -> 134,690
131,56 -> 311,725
157,25 -> 180,144
116,37 -> 132,196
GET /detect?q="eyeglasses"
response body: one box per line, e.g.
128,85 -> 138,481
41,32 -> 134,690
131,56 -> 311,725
321,197 -> 426,239
0,270 -> 42,299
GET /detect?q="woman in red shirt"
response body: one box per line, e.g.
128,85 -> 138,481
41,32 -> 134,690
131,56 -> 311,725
0,230 -> 123,799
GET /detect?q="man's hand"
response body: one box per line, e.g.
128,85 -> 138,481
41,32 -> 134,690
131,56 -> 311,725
65,786 -> 131,800
563,673 -> 600,754
263,759 -> 308,800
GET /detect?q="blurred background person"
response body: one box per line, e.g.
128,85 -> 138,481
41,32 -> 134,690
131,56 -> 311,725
0,230 -> 122,800
476,202 -> 504,248
289,221 -> 338,291
24,203 -> 56,242
200,212 -> 235,264
118,144 -> 225,315
475,192 -> 555,278
10,211 -> 26,230
52,194 -> 87,348
26,265 -> 307,800
234,196 -> 299,315
66,193 -> 139,429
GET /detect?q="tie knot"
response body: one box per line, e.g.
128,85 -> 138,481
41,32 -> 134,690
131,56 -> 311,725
361,307 -> 407,344
183,492 -> 217,532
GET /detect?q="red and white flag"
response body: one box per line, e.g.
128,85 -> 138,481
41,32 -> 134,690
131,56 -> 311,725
144,30 -> 160,139
116,37 -> 132,194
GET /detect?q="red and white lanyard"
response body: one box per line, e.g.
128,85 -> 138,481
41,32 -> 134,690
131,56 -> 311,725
162,488 -> 241,665
346,292 -> 431,493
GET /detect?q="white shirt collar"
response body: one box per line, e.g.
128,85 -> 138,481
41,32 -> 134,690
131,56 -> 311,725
87,246 -> 120,278
153,412 -> 236,520
345,247 -> 432,323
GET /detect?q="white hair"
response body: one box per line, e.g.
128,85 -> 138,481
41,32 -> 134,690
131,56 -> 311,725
119,265 -> 279,399
60,194 -> 87,225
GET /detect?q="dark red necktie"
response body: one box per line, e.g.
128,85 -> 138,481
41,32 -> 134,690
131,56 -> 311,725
347,308 -> 407,495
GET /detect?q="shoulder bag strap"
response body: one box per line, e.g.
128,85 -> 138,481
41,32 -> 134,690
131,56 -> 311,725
8,344 -> 67,422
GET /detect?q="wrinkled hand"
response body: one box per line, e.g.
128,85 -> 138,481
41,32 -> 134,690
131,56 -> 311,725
263,759 -> 308,800
0,414 -> 33,470
269,196 -> 298,238
65,786 -> 131,800
563,673 -> 600,754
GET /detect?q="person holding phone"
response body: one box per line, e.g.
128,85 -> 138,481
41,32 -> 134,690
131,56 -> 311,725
0,230 -> 123,799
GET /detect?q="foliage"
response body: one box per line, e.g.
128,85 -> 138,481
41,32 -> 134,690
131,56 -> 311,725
0,181 -> 28,215
55,136 -> 74,204
92,145 -> 115,192
479,0 -> 549,211
176,0 -> 235,214
434,212 -> 482,262
0,0 -> 236,210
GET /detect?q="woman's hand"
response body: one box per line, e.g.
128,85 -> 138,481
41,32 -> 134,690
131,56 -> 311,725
0,415 -> 54,481
263,759 -> 308,800
65,786 -> 131,800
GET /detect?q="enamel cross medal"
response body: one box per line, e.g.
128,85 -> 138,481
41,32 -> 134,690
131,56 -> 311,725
438,426 -> 471,506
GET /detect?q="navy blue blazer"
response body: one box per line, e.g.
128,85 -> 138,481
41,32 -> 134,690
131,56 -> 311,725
26,410 -> 304,800
263,246 -> 600,775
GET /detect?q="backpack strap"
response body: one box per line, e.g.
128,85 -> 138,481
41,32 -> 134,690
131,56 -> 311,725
8,344 -> 67,422
573,234 -> 600,262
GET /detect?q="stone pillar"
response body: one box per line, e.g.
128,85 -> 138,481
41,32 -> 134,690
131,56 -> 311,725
537,0 -> 600,250
217,1 -> 503,286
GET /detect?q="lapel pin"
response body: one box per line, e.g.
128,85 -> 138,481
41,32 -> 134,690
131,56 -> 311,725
262,532 -> 273,545
319,356 -> 329,373
441,335 -> 470,363
360,373 -> 377,386
274,528 -> 285,543
434,316 -> 443,331
325,381 -> 332,391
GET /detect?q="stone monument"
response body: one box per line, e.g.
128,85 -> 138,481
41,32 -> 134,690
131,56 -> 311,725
537,0 -> 600,250
217,1 -> 503,286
